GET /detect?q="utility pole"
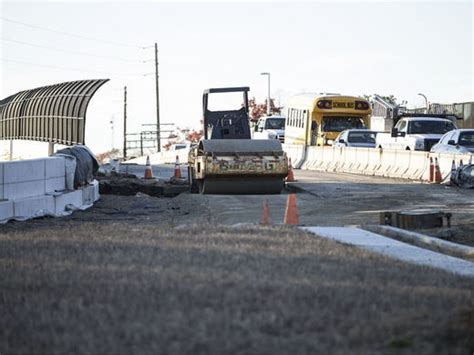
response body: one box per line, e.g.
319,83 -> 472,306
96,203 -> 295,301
260,72 -> 271,115
123,86 -> 127,159
154,42 -> 161,152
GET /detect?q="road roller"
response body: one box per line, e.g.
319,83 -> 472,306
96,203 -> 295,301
188,87 -> 288,194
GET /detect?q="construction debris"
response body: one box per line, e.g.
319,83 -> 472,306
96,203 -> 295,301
450,164 -> 474,188
97,173 -> 187,197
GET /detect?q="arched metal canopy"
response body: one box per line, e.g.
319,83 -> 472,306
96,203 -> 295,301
0,79 -> 109,145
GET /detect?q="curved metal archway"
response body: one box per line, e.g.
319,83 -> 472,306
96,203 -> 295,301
0,79 -> 109,145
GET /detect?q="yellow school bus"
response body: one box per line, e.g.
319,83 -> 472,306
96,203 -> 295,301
284,93 -> 372,145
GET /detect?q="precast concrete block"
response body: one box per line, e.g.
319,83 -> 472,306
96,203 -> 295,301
3,158 -> 45,183
45,157 -> 65,179
4,180 -> 46,200
82,184 -> 95,206
91,180 -> 100,202
13,195 -> 54,220
0,200 -> 14,223
0,164 -> 4,199
54,190 -> 83,215
45,176 -> 66,194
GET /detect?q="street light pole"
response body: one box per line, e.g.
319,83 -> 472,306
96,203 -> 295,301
418,93 -> 428,113
123,86 -> 127,159
155,42 -> 161,152
260,72 -> 271,116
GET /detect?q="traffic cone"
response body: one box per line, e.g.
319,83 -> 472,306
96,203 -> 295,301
283,193 -> 299,225
429,157 -> 434,182
433,157 -> 442,184
469,156 -> 472,165
144,156 -> 154,179
174,155 -> 182,178
286,158 -> 296,182
450,160 -> 457,185
260,199 -> 271,226
459,159 -> 464,168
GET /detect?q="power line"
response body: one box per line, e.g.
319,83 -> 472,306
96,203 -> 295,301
1,58 -> 143,77
1,16 -> 145,49
1,37 -> 144,63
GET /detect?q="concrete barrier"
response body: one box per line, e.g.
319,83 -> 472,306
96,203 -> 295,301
298,145 -> 473,183
125,149 -> 189,165
0,156 -> 99,223
282,144 -> 306,168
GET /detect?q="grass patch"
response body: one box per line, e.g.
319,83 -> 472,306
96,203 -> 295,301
0,223 -> 473,354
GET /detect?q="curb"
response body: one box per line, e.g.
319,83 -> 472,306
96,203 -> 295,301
363,225 -> 474,261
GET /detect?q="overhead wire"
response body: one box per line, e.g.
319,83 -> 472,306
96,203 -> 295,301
1,16 -> 156,76
1,58 -> 143,77
1,16 -> 145,49
1,37 -> 144,63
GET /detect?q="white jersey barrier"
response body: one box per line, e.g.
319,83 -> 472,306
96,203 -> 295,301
298,146 -> 473,182
0,156 -> 99,223
282,144 -> 306,169
125,149 -> 189,165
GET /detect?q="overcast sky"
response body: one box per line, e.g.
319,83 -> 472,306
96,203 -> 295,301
1,0 -> 472,156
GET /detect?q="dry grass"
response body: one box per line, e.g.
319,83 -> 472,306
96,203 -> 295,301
0,223 -> 473,354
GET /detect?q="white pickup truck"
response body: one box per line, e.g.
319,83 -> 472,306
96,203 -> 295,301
253,116 -> 286,143
376,116 -> 457,151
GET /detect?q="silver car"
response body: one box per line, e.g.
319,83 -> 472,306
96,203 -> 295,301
333,129 -> 377,148
430,129 -> 474,154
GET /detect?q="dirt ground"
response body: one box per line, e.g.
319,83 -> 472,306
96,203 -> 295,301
3,169 -> 474,243
1,169 -> 473,354
1,223 -> 473,354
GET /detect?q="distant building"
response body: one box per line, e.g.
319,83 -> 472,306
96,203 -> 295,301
370,95 -> 474,131
407,102 -> 474,129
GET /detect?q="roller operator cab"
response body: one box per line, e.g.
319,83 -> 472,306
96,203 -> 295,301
188,87 -> 288,194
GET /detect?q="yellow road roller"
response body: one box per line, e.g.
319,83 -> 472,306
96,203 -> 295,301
188,87 -> 288,194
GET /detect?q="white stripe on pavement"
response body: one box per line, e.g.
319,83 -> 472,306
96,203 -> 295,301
302,226 -> 474,278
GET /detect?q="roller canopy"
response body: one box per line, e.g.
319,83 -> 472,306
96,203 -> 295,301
199,139 -> 284,155
0,79 -> 109,145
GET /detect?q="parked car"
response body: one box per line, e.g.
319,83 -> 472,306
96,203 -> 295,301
333,129 -> 377,148
253,116 -> 285,142
430,129 -> 474,154
376,116 -> 456,151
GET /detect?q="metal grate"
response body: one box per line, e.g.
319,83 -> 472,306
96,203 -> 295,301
0,79 -> 109,145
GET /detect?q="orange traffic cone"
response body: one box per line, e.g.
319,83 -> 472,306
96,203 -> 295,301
286,158 -> 296,182
144,156 -> 154,179
283,193 -> 299,225
450,160 -> 457,185
174,155 -> 182,178
429,157 -> 434,182
459,159 -> 464,168
260,199 -> 271,225
433,157 -> 442,184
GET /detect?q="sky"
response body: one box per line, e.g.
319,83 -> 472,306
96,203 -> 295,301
1,0 -> 473,157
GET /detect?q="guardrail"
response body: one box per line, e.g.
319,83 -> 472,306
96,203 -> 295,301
0,156 -> 99,223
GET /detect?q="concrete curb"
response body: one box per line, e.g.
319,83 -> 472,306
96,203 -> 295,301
303,226 -> 474,277
363,225 -> 474,261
